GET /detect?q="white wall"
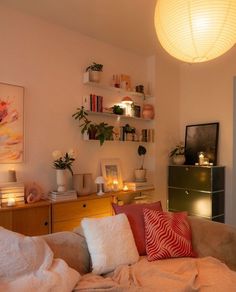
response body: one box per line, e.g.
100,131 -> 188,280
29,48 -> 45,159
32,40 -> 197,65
179,48 -> 236,225
0,5 -> 155,194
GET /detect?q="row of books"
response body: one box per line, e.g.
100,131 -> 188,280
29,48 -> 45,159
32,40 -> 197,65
124,181 -> 154,191
0,182 -> 25,205
48,190 -> 77,202
117,127 -> 154,142
83,95 -> 103,112
141,129 -> 155,143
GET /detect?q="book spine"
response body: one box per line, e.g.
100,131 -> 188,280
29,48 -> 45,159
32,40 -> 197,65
90,94 -> 93,111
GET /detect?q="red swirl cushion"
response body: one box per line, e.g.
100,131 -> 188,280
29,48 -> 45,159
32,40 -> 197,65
112,201 -> 163,255
143,209 -> 196,261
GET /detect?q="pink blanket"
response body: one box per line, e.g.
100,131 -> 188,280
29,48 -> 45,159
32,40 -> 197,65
75,256 -> 236,291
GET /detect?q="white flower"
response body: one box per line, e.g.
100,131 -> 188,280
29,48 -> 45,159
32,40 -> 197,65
52,150 -> 62,160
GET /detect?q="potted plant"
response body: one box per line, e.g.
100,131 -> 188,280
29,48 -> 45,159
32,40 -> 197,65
72,107 -> 114,146
86,62 -> 103,83
169,143 -> 185,165
134,145 -> 147,181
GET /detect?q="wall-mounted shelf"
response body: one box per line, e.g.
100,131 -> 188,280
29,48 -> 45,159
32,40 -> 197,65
83,81 -> 153,99
86,110 -> 154,122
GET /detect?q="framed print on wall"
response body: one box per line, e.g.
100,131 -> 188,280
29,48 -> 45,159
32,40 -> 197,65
184,122 -> 219,165
101,158 -> 123,192
0,82 -> 24,163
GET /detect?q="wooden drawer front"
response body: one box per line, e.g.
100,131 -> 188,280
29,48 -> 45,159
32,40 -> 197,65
52,212 -> 111,233
168,188 -> 224,219
168,166 -> 224,191
12,206 -> 50,236
53,197 -> 112,222
0,210 -> 12,230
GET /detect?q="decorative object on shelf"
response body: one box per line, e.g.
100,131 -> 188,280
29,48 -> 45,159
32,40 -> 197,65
85,62 -> 103,83
101,158 -> 123,192
0,82 -> 24,163
198,152 -> 205,166
25,182 -> 43,204
8,169 -> 17,182
95,176 -> 105,196
185,122 -> 219,165
169,143 -> 185,165
120,74 -> 131,91
0,182 -> 25,206
121,96 -> 133,116
135,85 -> 144,93
142,103 -> 154,120
135,145 -> 147,182
73,173 -> 93,196
72,107 -> 114,146
154,1 -> 236,63
52,149 -> 75,192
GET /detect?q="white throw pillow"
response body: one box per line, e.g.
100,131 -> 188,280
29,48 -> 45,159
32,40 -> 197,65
81,214 -> 139,274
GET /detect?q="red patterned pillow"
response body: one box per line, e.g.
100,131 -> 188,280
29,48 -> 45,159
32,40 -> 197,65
112,201 -> 163,255
143,209 -> 196,261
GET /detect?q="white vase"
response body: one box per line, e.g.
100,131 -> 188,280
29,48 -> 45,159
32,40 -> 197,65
56,169 -> 67,192
172,155 -> 186,165
134,169 -> 147,182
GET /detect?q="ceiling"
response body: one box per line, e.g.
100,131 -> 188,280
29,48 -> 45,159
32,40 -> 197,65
0,0 -> 160,56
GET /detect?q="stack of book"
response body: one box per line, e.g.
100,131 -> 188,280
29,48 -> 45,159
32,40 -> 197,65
82,95 -> 103,112
48,190 -> 77,202
124,181 -> 154,191
0,182 -> 25,206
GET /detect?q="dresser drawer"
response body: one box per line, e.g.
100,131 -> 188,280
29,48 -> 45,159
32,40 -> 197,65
168,166 -> 224,191
52,197 -> 112,222
168,188 -> 224,219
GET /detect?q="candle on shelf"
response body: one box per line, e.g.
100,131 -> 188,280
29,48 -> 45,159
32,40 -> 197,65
113,179 -> 119,191
8,169 -> 17,182
198,152 -> 205,166
7,196 -> 16,207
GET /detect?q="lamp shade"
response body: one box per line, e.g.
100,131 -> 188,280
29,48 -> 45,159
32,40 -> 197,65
155,0 -> 236,63
121,96 -> 133,104
95,176 -> 105,184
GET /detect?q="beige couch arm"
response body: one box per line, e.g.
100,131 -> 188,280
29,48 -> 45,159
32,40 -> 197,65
189,216 -> 236,271
40,231 -> 90,275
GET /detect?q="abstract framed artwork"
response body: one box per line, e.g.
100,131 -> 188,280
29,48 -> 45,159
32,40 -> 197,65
184,122 -> 219,165
0,82 -> 24,163
101,158 -> 123,192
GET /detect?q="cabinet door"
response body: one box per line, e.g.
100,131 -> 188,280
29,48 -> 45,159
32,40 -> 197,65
0,211 -> 12,230
12,205 -> 50,236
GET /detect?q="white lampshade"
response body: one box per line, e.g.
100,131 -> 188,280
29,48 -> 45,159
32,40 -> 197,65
155,0 -> 236,63
121,96 -> 133,104
95,176 -> 105,184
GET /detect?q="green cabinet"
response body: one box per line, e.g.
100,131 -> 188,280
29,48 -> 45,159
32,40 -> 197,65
168,165 -> 225,222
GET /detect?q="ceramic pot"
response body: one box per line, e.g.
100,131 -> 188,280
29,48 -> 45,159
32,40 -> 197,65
56,169 -> 67,192
142,104 -> 154,119
134,169 -> 146,182
172,155 -> 185,165
89,71 -> 101,83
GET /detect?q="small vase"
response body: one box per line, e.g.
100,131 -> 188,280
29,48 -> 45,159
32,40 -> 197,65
134,169 -> 147,182
172,155 -> 185,165
56,169 -> 67,192
142,104 -> 155,119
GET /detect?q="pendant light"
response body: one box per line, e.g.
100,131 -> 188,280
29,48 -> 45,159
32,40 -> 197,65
154,0 -> 236,63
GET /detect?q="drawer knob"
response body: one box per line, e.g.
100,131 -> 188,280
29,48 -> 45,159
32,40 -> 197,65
44,221 -> 48,226
83,204 -> 87,208
185,167 -> 189,171
185,190 -> 190,195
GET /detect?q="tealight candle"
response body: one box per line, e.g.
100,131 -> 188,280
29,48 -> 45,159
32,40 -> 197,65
8,169 -> 17,182
7,197 -> 16,207
123,185 -> 128,191
113,179 -> 119,191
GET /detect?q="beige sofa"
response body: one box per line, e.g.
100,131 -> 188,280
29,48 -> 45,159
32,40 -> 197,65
41,216 -> 236,275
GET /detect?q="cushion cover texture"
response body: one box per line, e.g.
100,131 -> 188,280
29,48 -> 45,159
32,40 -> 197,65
144,209 -> 195,261
81,214 -> 139,275
112,201 -> 163,255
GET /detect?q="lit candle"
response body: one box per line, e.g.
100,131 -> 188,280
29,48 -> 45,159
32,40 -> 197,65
198,152 -> 205,166
123,185 -> 128,191
8,169 -> 17,182
113,179 -> 119,191
7,196 -> 16,207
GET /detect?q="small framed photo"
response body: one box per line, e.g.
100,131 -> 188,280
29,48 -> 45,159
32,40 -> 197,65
133,105 -> 141,118
101,159 -> 123,192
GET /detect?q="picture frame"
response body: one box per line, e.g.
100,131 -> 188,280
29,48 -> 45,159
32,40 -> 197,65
184,122 -> 219,165
0,82 -> 24,163
101,158 -> 123,192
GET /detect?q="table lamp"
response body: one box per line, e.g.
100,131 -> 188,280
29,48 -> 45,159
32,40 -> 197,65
95,176 -> 105,196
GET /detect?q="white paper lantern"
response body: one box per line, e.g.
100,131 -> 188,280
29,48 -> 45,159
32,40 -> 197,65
155,0 -> 236,63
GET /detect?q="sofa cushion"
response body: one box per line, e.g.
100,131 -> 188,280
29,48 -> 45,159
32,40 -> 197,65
81,214 -> 139,275
144,209 -> 195,261
112,201 -> 162,255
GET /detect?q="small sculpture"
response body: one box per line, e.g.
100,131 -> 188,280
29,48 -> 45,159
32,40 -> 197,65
25,182 -> 43,204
